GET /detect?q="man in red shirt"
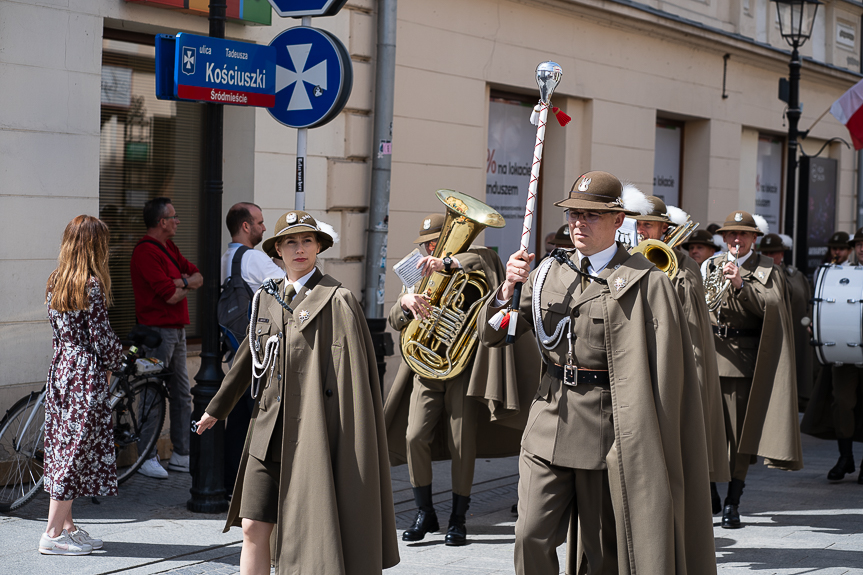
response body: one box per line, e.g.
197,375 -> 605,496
130,197 -> 203,479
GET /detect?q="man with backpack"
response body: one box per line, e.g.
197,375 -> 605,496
218,202 -> 283,493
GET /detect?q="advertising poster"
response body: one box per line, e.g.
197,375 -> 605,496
804,156 -> 837,272
756,135 -> 784,233
485,98 -> 537,259
653,122 -> 681,206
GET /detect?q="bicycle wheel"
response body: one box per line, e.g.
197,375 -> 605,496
0,391 -> 46,512
114,380 -> 166,484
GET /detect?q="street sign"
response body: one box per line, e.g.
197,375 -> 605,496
171,33 -> 276,107
268,0 -> 348,18
268,27 -> 352,129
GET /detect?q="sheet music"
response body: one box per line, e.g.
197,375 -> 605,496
393,248 -> 425,288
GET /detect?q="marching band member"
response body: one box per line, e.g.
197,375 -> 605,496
384,211 -> 538,546
824,231 -> 852,264
705,212 -> 802,529
634,197 -> 730,514
195,211 -> 399,575
758,233 -> 813,408
480,172 -> 716,575
801,227 -> 863,484
681,229 -> 721,267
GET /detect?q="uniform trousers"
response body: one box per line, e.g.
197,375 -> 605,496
514,450 -> 617,575
831,365 -> 863,439
405,375 -> 479,496
720,376 -> 754,481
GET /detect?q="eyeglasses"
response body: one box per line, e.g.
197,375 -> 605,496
162,215 -> 180,221
566,210 -> 607,224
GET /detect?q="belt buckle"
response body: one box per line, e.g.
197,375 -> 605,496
563,364 -> 578,386
718,324 -> 729,339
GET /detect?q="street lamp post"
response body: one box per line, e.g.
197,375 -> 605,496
773,0 -> 821,272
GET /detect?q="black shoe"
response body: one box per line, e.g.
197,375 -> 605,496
511,503 -> 518,516
858,466 -> 863,485
710,482 -> 721,515
402,485 -> 439,542
721,504 -> 741,529
827,455 -> 855,481
403,508 -> 439,541
444,493 -> 471,546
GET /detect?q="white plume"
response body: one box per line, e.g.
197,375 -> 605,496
713,234 -> 727,252
779,234 -> 793,249
665,205 -> 689,227
621,184 -> 653,216
752,214 -> 769,235
316,220 -> 340,244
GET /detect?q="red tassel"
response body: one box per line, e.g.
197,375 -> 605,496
500,312 -> 511,330
552,107 -> 571,127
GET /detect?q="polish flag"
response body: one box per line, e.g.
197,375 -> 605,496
830,78 -> 863,150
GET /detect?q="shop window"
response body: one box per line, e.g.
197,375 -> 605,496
653,120 -> 683,207
100,33 -> 204,339
756,134 -> 784,234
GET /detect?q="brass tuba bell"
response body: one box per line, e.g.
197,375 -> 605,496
630,218 -> 698,281
399,190 -> 505,380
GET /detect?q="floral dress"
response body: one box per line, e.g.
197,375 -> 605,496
44,277 -> 125,500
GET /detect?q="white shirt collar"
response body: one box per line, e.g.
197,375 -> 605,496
286,267 -> 317,295
578,243 -> 618,275
728,248 -> 753,267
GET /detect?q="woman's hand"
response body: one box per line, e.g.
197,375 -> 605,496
195,412 -> 217,435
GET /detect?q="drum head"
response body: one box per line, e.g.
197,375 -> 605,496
812,264 -> 863,365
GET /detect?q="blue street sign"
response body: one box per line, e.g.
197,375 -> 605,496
268,27 -> 352,129
168,33 -> 276,107
268,0 -> 348,18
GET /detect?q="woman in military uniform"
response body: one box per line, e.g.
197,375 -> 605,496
195,211 -> 399,575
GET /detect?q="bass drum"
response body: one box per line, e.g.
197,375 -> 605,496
812,264 -> 863,366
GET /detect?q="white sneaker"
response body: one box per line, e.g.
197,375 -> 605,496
69,527 -> 103,550
167,452 -> 189,473
39,530 -> 92,555
137,455 -> 168,479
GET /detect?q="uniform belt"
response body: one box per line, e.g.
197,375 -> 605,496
712,325 -> 761,338
547,363 -> 610,386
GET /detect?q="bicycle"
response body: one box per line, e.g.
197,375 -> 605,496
0,326 -> 172,512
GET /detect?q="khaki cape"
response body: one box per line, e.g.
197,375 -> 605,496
673,248 -> 730,483
384,247 -> 541,464
481,245 -> 717,575
207,273 -> 400,575
785,265 -> 814,401
711,253 -> 804,470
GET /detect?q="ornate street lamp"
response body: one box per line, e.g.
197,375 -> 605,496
773,0 -> 821,271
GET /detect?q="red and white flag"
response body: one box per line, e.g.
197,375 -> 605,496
830,78 -> 863,150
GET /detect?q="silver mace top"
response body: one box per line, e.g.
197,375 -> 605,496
536,61 -> 562,105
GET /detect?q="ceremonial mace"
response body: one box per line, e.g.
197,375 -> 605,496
506,62 -> 563,343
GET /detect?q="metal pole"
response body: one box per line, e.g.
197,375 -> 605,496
784,45 -> 803,270
363,0 -> 398,381
188,0 -> 229,514
295,16 -> 311,211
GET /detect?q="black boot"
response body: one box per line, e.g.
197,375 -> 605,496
445,493 -> 470,546
710,482 -> 721,515
721,479 -> 744,529
827,439 -> 855,481
403,485 -> 439,542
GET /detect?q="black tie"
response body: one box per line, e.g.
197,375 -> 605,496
581,257 -> 591,292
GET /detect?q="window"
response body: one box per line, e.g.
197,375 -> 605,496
653,120 -> 683,207
100,33 -> 204,339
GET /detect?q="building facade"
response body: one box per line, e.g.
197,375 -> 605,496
1,0 -> 862,406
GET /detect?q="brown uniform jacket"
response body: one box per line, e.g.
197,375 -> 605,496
673,248 -> 730,483
479,245 -> 717,575
708,252 -> 803,469
384,247 -> 540,464
206,270 -> 400,575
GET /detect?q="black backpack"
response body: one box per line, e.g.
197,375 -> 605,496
217,246 -> 254,353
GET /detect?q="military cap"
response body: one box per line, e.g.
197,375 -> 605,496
716,211 -> 766,236
554,171 -> 652,216
848,227 -> 863,247
551,224 -> 574,248
759,233 -> 789,253
413,213 -> 445,244
263,210 -> 337,259
681,229 -> 720,251
827,230 -> 851,248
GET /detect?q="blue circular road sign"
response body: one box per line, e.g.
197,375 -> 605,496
268,27 -> 353,129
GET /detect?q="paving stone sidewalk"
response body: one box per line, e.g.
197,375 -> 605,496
1,428 -> 862,574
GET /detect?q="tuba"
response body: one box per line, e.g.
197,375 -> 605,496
399,190 -> 505,380
630,218 -> 699,280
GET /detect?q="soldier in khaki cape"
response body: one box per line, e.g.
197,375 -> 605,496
801,227 -> 863,483
705,212 -> 802,530
479,172 -> 716,575
758,233 -> 814,408
385,212 -> 537,546
634,197 -> 730,514
194,211 -> 399,575
681,229 -> 720,267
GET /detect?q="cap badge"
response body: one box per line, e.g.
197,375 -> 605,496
734,213 -> 743,222
614,277 -> 626,291
286,213 -> 297,224
423,219 -> 431,230
577,177 -> 592,192
298,309 -> 310,323
299,214 -> 312,224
